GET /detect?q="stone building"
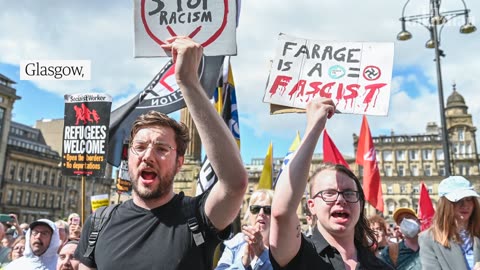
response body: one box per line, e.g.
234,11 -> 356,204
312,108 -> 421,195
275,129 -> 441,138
2,121 -> 64,222
353,86 -> 480,221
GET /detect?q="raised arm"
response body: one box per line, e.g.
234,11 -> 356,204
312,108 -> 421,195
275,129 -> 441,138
269,98 -> 335,267
161,37 -> 247,230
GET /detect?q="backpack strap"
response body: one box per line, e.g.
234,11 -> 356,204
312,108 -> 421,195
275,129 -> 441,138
83,204 -> 120,259
388,242 -> 399,267
181,192 -> 205,247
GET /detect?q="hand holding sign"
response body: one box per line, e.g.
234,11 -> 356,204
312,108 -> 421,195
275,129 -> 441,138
161,36 -> 204,88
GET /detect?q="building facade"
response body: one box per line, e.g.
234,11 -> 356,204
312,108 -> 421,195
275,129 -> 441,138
1,122 -> 64,222
353,86 -> 480,221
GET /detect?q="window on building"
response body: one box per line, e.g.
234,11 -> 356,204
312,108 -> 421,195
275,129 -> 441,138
25,191 -> 31,206
50,172 -> 56,186
413,186 -> 420,193
26,168 -> 32,183
438,165 -> 445,176
33,193 -> 39,207
424,164 -> 432,176
400,184 -> 407,194
9,165 -> 16,180
396,150 -> 406,161
398,165 -> 405,176
43,171 -> 48,185
35,170 -> 41,184
411,165 -> 419,176
16,191 -> 23,205
458,128 -> 465,141
387,185 -> 393,194
428,185 -> 433,193
383,151 -> 393,161
423,149 -> 432,160
48,194 -> 55,208
57,172 -> 62,188
409,150 -> 418,160
385,165 -> 392,176
57,195 -> 62,209
436,149 -> 444,160
41,193 -> 46,207
18,167 -> 24,181
7,190 -> 13,204
388,201 -> 395,216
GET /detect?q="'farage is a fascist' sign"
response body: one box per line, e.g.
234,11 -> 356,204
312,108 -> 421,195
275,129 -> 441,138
263,34 -> 394,116
62,93 -> 112,177
134,0 -> 237,57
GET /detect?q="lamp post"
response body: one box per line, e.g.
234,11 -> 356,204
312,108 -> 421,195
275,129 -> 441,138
397,0 -> 476,177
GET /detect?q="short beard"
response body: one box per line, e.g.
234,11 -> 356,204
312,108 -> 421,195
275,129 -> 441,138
130,162 -> 177,201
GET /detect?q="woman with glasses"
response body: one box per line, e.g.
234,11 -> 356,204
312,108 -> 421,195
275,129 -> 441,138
419,176 -> 480,270
216,189 -> 274,270
8,236 -> 25,262
269,98 -> 392,270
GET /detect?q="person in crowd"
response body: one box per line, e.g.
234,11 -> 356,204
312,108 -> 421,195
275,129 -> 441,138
0,223 -> 11,266
67,224 -> 81,242
5,218 -> 60,270
74,36 -> 248,270
1,236 -> 13,249
67,214 -> 80,227
216,189 -> 273,270
19,223 -> 30,236
55,220 -> 69,246
420,176 -> 480,270
303,200 -> 316,238
368,215 -> 389,256
57,240 -> 79,270
269,97 -> 392,269
380,208 -> 421,269
9,236 -> 25,261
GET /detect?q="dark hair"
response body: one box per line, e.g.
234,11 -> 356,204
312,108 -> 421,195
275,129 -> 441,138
308,163 -> 377,248
129,110 -> 190,156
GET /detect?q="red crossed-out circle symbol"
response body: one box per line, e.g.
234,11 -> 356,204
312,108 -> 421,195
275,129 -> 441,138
140,0 -> 229,47
363,65 -> 381,81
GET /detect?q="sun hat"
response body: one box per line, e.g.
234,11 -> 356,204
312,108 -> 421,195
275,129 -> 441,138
438,176 -> 479,202
393,208 -> 417,224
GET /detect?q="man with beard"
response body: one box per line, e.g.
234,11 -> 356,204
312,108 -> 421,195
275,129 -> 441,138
5,219 -> 60,270
75,37 -> 248,270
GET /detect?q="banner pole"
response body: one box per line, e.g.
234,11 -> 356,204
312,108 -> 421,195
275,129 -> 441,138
82,175 -> 86,225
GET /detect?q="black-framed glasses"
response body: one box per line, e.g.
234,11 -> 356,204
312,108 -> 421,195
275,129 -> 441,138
312,189 -> 360,203
130,140 -> 176,158
249,205 -> 271,215
31,230 -> 52,238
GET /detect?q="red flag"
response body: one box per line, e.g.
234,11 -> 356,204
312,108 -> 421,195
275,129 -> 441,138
356,116 -> 384,212
418,182 -> 435,231
323,130 -> 350,169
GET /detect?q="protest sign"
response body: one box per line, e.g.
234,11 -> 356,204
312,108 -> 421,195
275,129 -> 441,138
62,93 -> 112,177
91,194 -> 109,212
264,34 -> 394,116
134,0 -> 237,57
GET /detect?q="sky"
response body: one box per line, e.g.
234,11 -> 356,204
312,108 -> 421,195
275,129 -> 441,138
1,0 -> 479,165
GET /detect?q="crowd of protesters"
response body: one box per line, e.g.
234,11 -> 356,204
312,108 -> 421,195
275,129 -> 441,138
1,38 -> 479,270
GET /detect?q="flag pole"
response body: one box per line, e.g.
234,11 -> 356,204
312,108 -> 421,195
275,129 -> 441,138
81,175 -> 86,225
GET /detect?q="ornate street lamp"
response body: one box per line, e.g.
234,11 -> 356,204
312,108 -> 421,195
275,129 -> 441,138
397,0 -> 476,177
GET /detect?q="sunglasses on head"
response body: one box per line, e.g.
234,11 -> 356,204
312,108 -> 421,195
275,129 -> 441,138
249,205 -> 271,215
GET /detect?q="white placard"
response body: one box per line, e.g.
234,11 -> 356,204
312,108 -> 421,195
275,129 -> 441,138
263,34 -> 394,116
134,0 -> 237,57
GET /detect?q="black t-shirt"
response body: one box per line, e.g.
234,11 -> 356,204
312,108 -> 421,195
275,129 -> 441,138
75,191 -> 231,270
270,228 -> 394,270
